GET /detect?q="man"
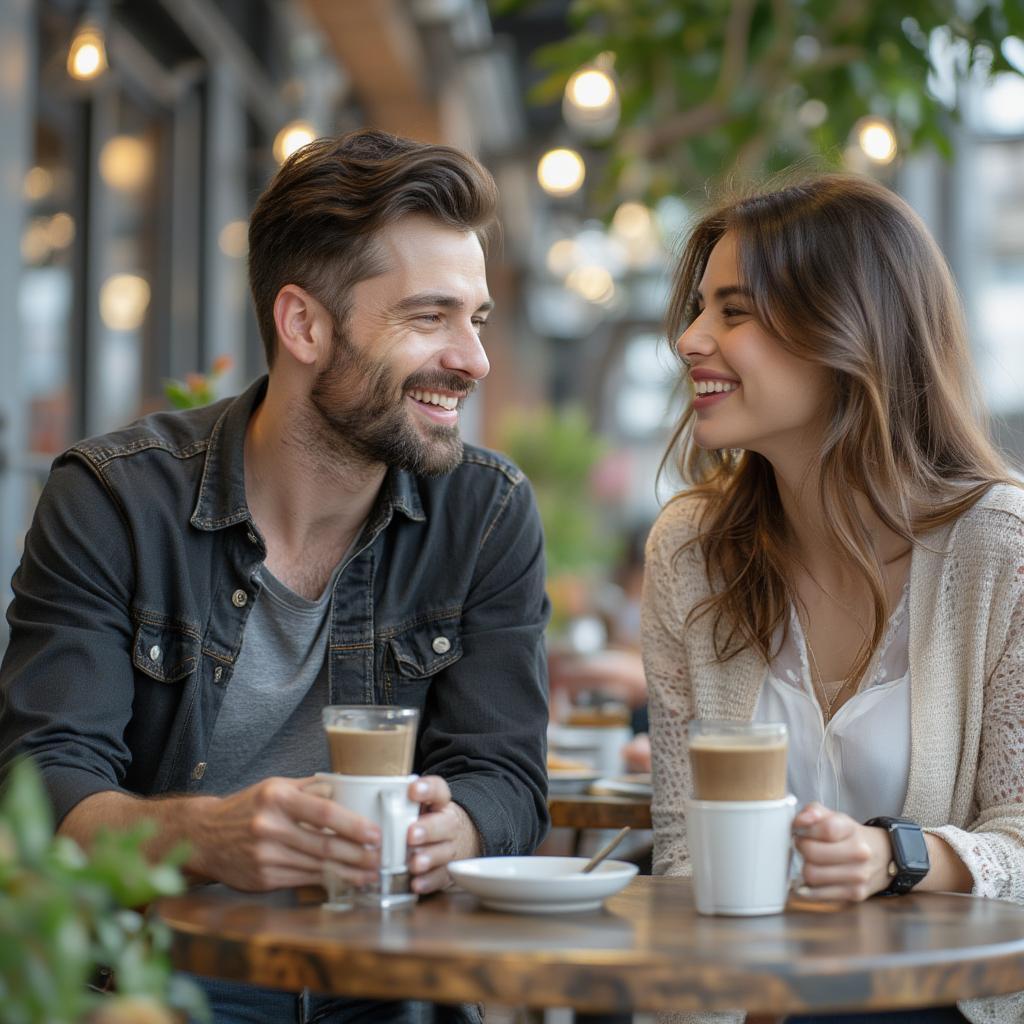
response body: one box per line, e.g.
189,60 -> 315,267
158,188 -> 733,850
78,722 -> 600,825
0,129 -> 550,1022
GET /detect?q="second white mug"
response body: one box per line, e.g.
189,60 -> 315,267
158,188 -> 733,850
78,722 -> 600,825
686,794 -> 797,916
315,771 -> 420,910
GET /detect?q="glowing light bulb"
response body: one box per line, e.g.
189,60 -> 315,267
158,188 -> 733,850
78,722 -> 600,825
537,148 -> 586,197
273,120 -> 316,164
857,117 -> 897,164
67,25 -> 107,81
566,69 -> 616,112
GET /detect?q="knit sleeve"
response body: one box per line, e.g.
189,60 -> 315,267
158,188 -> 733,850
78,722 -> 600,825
642,501 -> 702,879
925,546 -> 1024,902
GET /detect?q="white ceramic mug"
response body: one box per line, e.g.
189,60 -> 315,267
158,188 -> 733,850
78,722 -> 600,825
686,794 -> 797,916
315,772 -> 420,910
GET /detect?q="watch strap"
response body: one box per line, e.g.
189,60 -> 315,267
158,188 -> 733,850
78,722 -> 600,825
865,816 -> 929,896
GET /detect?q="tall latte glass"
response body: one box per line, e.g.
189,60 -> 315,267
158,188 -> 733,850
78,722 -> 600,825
685,720 -> 794,916
319,705 -> 419,910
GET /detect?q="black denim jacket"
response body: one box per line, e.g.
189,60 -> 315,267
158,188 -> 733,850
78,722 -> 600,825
0,377 -> 550,855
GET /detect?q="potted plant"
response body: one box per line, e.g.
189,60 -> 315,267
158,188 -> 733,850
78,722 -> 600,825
0,758 -> 208,1023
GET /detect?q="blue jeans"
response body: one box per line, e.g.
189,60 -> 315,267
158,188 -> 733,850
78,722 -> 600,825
187,975 -> 482,1024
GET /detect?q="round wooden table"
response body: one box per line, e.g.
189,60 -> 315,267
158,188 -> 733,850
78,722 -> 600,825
154,876 -> 1024,1014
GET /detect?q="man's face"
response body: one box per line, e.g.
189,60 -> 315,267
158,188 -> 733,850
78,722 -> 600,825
310,214 -> 492,476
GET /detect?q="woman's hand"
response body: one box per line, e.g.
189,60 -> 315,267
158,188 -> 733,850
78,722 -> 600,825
792,801 -> 894,902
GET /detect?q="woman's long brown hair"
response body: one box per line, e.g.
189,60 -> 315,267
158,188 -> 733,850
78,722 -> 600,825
662,174 -> 1015,682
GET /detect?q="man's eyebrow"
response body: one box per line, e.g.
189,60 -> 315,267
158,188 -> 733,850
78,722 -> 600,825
694,285 -> 751,304
390,292 -> 495,314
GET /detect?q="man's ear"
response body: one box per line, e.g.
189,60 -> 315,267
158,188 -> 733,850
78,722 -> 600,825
272,284 -> 333,367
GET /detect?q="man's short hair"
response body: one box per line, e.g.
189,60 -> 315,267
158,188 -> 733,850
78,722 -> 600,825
247,128 -> 499,367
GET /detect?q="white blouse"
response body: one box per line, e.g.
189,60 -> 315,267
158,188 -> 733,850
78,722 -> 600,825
753,585 -> 911,823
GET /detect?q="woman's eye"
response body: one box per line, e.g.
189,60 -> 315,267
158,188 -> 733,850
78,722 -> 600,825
722,305 -> 749,319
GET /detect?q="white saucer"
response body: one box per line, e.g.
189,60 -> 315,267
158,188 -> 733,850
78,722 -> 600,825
547,769 -> 603,794
589,774 -> 652,798
448,856 -> 638,914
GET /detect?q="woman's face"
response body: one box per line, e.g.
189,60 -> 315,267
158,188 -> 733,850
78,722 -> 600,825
676,232 -> 831,464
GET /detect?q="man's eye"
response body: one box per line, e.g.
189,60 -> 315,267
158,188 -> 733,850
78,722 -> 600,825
472,318 -> 489,331
417,313 -> 443,324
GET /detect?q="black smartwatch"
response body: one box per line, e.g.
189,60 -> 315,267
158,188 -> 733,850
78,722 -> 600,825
864,816 -> 930,895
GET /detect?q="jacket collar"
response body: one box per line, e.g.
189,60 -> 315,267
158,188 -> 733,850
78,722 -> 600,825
190,375 -> 426,531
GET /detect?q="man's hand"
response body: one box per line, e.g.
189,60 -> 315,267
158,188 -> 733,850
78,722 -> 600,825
792,801 -> 893,902
188,776 -> 382,892
406,775 -> 481,894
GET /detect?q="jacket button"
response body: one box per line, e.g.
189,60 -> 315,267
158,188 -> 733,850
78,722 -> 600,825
231,589 -> 248,607
149,645 -> 162,662
431,636 -> 451,654
213,666 -> 223,682
191,762 -> 207,781
246,530 -> 258,545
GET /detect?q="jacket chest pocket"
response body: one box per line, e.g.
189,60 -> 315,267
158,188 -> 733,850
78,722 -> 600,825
382,617 -> 463,707
132,620 -> 201,683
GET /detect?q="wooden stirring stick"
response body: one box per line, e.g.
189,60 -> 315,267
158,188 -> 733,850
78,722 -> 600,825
581,826 -> 632,873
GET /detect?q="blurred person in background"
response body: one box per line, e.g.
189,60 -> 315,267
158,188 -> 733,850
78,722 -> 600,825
0,129 -> 550,1024
644,174 -> 1024,1024
548,522 -> 652,772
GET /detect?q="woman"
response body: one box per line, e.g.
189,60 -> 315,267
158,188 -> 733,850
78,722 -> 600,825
642,174 -> 1024,1023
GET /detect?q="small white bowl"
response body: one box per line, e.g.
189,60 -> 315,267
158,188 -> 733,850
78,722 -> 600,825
448,856 -> 638,914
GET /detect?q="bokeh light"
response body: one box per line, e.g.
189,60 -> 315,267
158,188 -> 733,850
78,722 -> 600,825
99,274 -> 151,331
273,120 -> 316,164
856,117 -> 898,164
99,136 -> 153,192
67,25 -> 107,80
218,220 -> 249,259
537,148 -> 586,197
565,68 -> 616,112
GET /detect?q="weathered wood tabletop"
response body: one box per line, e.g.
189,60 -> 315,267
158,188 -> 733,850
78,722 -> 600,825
154,876 -> 1024,1014
547,794 -> 652,830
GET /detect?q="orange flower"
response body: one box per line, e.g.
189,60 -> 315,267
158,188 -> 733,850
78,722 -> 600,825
211,354 -> 233,375
185,373 -> 205,392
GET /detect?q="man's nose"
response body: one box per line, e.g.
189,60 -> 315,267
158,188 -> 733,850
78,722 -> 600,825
443,323 -> 490,382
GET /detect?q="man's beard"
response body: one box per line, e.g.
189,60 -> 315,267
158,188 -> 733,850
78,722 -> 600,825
307,326 -> 473,476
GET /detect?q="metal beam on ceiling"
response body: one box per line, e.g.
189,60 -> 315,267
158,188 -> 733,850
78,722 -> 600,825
301,0 -> 442,142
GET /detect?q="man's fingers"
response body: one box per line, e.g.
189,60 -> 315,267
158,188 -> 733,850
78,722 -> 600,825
409,774 -> 451,807
408,807 -> 459,847
411,865 -> 450,895
283,786 -> 381,845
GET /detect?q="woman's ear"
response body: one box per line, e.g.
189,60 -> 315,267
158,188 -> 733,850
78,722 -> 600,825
272,284 -> 333,367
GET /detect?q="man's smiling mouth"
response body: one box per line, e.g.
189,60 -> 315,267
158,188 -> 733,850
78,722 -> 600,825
408,389 -> 460,411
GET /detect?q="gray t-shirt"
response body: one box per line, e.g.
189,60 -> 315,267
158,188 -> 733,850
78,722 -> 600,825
196,562 -> 344,795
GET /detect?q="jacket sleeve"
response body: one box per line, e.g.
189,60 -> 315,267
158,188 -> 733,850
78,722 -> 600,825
417,474 -> 551,856
926,550 -> 1024,903
0,453 -> 138,823
642,504 -> 700,878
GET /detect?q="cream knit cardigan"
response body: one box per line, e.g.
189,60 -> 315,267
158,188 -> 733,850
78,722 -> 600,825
641,483 -> 1024,1024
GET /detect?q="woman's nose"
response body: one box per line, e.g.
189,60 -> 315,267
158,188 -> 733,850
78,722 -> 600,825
677,314 -> 716,362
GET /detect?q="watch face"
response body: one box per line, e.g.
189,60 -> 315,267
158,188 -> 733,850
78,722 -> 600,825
892,823 -> 930,874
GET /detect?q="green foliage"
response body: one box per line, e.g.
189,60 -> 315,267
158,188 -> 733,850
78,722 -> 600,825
500,405 -> 619,582
495,0 -> 1024,201
164,355 -> 234,410
0,759 -> 209,1024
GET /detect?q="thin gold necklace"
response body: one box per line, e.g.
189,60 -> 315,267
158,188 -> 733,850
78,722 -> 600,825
800,615 -> 858,725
